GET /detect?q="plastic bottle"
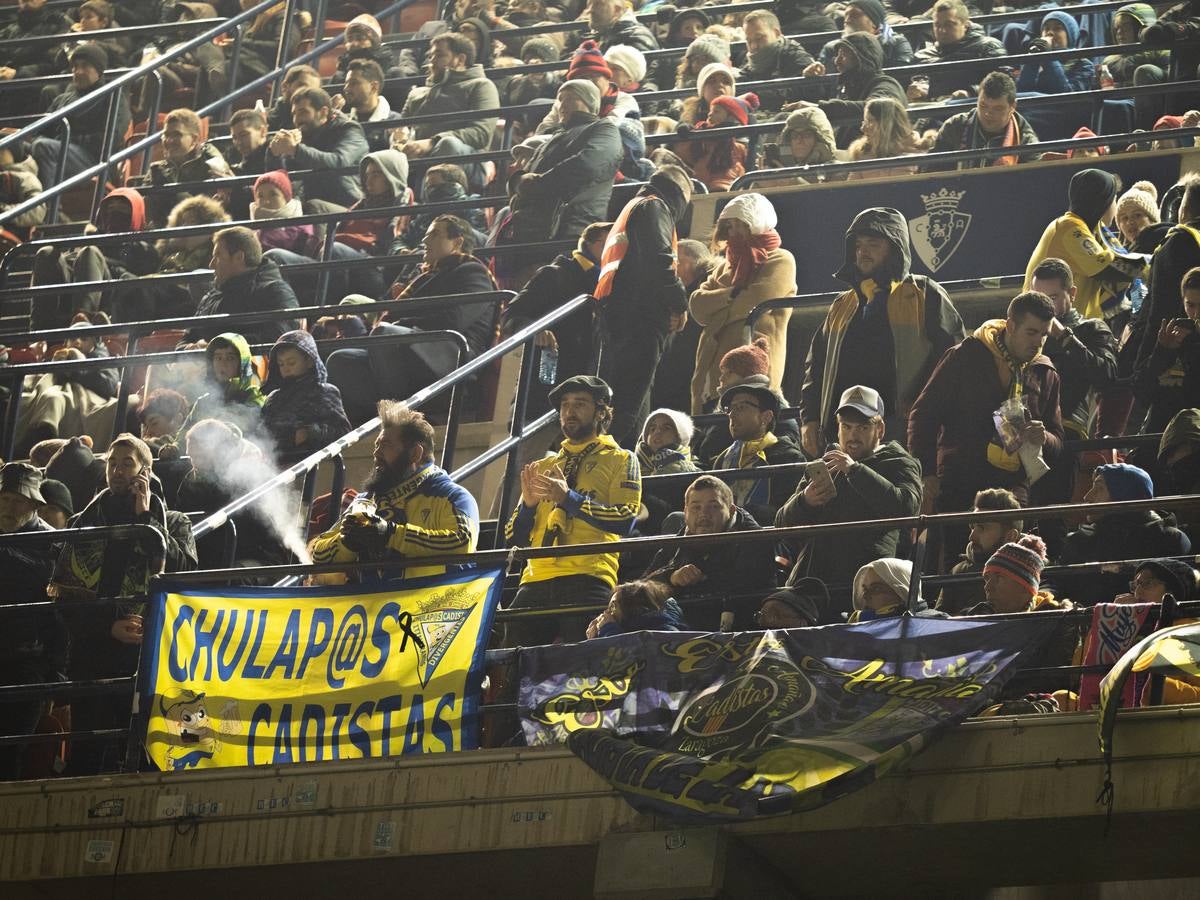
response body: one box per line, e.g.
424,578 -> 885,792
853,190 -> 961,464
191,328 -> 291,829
1098,64 -> 1115,90
538,346 -> 558,385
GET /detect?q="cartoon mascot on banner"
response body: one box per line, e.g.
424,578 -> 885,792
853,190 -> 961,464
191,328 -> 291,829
159,690 -> 240,770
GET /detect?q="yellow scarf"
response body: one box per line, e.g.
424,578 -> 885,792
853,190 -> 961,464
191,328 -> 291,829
737,432 -> 778,468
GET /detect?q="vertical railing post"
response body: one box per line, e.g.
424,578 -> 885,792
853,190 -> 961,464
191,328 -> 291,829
494,335 -> 537,547
140,70 -> 164,176
440,344 -> 464,471
47,119 -> 72,225
89,85 -> 127,225
268,0 -> 301,106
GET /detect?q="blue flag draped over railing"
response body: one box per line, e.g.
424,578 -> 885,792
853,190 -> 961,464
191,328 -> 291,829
519,616 -> 1055,821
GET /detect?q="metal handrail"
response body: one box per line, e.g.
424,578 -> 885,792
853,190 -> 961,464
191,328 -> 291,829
0,0 -> 418,228
0,16 -> 226,50
190,293 -> 595,540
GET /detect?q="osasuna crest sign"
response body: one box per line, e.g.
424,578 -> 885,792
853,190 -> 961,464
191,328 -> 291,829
910,188 -> 971,273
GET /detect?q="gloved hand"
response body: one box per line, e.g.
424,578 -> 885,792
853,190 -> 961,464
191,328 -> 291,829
340,512 -> 395,556
1025,37 -> 1051,53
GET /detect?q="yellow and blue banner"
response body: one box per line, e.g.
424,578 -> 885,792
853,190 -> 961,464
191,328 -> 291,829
520,617 -> 1052,821
139,568 -> 501,771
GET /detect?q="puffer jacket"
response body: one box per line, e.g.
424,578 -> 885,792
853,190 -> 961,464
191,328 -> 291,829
913,24 -> 1006,99
185,258 -> 300,344
261,329 -> 352,457
0,156 -> 46,230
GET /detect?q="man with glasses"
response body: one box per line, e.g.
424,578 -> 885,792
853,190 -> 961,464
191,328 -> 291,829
711,378 -> 804,526
504,376 -> 641,645
776,385 -> 921,618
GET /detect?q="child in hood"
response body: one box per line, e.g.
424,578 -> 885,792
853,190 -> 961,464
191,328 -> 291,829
251,170 -> 314,255
1016,11 -> 1095,95
189,332 -> 267,435
261,330 -> 351,463
336,150 -> 410,255
675,92 -> 758,191
637,408 -> 700,476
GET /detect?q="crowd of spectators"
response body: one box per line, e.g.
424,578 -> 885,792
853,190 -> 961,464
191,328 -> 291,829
2,0 -> 1200,775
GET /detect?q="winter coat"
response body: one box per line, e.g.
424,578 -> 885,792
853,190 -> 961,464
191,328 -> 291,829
0,157 -> 46,230
689,249 -> 797,414
801,207 -> 964,439
0,5 -> 73,79
501,247 -> 601,381
597,598 -> 687,636
599,172 -> 690,331
777,440 -> 922,597
908,321 -> 1065,503
1105,4 -> 1169,84
818,31 -> 913,70
597,12 -> 660,54
261,329 -> 352,457
1059,512 -> 1192,603
185,258 -> 300,344
335,148 -> 409,254
514,112 -> 621,242
1042,312 -> 1118,437
0,515 -> 64,670
144,142 -> 233,226
47,73 -> 132,159
388,254 -> 498,360
643,506 -> 774,626
818,32 -> 906,147
251,197 -> 315,254
928,109 -> 1041,170
1133,320 -> 1200,433
233,7 -> 299,80
536,87 -> 640,135
291,112 -> 370,208
710,432 -> 806,525
913,24 -> 1006,99
1138,224 -> 1200,367
1017,53 -> 1095,95
738,38 -> 814,111
400,64 -> 500,151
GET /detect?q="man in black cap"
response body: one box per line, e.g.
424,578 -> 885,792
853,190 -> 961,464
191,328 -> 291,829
642,474 -> 775,630
711,377 -> 805,526
30,42 -> 130,190
755,579 -> 825,629
778,385 -> 922,617
0,463 -> 64,779
504,375 -> 642,645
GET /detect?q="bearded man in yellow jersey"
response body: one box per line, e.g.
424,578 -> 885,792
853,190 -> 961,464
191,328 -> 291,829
504,375 -> 641,645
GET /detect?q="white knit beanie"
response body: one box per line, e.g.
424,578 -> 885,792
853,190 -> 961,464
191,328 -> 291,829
695,62 -> 735,98
1117,185 -> 1160,224
851,558 -> 918,611
718,192 -> 777,234
604,44 -> 647,84
642,408 -> 695,448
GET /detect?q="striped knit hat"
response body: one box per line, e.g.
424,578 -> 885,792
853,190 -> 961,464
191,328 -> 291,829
983,534 -> 1048,598
568,40 -> 612,80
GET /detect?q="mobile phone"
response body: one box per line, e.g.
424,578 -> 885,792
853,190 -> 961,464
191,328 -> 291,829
806,459 -> 836,495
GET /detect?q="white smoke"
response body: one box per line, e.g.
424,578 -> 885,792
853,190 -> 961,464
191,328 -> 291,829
182,375 -> 315,566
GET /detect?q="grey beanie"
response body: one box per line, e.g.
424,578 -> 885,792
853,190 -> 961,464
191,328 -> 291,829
684,34 -> 731,66
559,78 -> 601,116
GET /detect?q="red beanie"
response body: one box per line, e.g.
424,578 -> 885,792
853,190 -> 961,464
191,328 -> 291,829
720,337 -> 770,377
568,39 -> 612,80
254,169 -> 293,203
1154,114 -> 1185,131
710,92 -> 759,126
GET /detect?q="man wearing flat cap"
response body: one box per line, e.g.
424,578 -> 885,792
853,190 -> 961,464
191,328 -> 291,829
777,385 -> 922,619
0,462 -> 64,779
505,375 -> 641,645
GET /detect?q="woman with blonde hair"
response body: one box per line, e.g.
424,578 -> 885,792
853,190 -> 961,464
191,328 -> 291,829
847,97 -> 921,181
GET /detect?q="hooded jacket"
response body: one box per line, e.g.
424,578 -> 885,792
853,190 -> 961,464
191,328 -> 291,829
598,171 -> 690,330
186,258 -> 300,344
818,29 -> 913,70
0,4 -> 73,79
908,320 -> 1064,501
336,148 -> 410,254
848,557 -> 943,621
778,440 -> 923,596
0,155 -> 46,230
1059,511 -> 1192,602
190,332 -> 266,431
914,23 -> 1006,98
1105,4 -> 1169,82
776,106 -> 839,173
399,63 -> 500,151
820,32 -> 905,147
1158,407 -> 1200,497
516,111 -> 621,241
292,111 -> 370,208
802,207 -> 964,438
261,330 -> 352,456
44,436 -> 105,512
1016,11 -> 1096,94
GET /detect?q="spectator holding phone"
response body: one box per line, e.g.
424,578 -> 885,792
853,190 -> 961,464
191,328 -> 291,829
776,385 -> 922,619
1134,266 -> 1200,432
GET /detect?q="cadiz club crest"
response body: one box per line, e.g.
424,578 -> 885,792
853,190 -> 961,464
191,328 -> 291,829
911,188 -> 971,273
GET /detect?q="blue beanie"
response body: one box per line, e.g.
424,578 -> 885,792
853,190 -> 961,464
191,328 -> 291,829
1098,463 -> 1154,501
1043,11 -> 1080,48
